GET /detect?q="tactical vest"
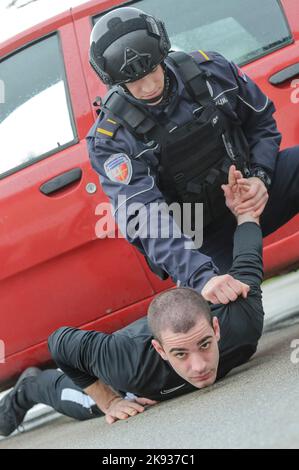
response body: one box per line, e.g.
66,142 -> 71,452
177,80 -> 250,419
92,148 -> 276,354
99,51 -> 250,228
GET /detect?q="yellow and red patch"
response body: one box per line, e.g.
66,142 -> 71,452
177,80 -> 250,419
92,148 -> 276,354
104,154 -> 133,185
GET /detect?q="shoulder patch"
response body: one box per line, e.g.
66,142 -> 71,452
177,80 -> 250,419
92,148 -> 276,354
104,154 -> 132,184
96,117 -> 120,139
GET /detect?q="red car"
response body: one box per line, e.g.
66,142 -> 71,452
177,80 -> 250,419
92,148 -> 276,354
0,0 -> 298,389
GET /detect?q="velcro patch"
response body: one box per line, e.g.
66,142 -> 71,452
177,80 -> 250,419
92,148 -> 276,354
96,117 -> 120,138
104,154 -> 132,184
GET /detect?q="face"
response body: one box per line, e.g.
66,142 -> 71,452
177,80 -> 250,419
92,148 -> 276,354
125,65 -> 165,105
152,317 -> 221,389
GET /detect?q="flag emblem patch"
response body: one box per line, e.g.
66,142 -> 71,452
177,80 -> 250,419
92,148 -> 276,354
104,154 -> 132,184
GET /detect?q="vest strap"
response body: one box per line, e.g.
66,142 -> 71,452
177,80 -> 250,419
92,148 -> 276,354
101,88 -> 171,143
167,51 -> 212,106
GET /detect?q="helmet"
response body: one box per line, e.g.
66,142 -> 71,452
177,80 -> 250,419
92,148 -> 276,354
89,6 -> 171,85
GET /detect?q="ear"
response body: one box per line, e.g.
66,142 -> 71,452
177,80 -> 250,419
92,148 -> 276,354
212,317 -> 221,342
151,339 -> 168,361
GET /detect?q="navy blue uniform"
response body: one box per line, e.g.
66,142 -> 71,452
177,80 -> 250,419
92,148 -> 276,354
18,222 -> 264,421
86,50 -> 299,289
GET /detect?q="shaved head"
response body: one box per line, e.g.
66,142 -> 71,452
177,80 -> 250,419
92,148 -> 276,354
147,287 -> 212,343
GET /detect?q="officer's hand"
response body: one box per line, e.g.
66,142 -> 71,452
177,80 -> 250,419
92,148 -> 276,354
234,177 -> 269,218
222,166 -> 249,217
105,396 -> 158,425
201,274 -> 250,305
227,164 -> 243,192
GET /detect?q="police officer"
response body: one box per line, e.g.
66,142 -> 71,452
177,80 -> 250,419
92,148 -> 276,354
86,6 -> 299,304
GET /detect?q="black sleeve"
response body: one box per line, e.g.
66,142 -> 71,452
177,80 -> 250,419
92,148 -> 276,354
48,327 -> 135,391
228,222 -> 263,289
212,222 -> 265,353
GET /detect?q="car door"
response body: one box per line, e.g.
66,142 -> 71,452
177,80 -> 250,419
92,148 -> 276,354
0,12 -> 154,386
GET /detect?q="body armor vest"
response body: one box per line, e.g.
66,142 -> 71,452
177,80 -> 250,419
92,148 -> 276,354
100,51 -> 250,228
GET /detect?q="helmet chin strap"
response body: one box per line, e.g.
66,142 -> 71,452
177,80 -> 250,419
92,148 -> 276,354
138,89 -> 165,105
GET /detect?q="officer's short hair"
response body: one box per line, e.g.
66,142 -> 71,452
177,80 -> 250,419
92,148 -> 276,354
147,287 -> 212,344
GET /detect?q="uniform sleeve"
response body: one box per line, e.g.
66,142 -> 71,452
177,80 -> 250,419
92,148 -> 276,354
87,131 -> 219,292
193,50 -> 281,176
228,60 -> 282,176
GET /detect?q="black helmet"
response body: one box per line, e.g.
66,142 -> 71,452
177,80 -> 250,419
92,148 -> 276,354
89,6 -> 171,85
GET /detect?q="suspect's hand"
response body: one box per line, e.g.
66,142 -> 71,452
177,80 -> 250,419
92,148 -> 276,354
105,396 -> 158,424
234,177 -> 269,218
201,274 -> 250,304
222,165 -> 249,217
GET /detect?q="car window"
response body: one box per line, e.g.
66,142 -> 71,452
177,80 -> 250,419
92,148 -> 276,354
93,0 -> 291,65
0,0 -> 87,43
0,34 -> 76,178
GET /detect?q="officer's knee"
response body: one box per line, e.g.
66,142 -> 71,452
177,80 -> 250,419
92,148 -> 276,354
286,145 -> 299,171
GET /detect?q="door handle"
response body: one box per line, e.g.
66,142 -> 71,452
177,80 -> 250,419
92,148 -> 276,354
269,62 -> 299,85
40,168 -> 82,195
